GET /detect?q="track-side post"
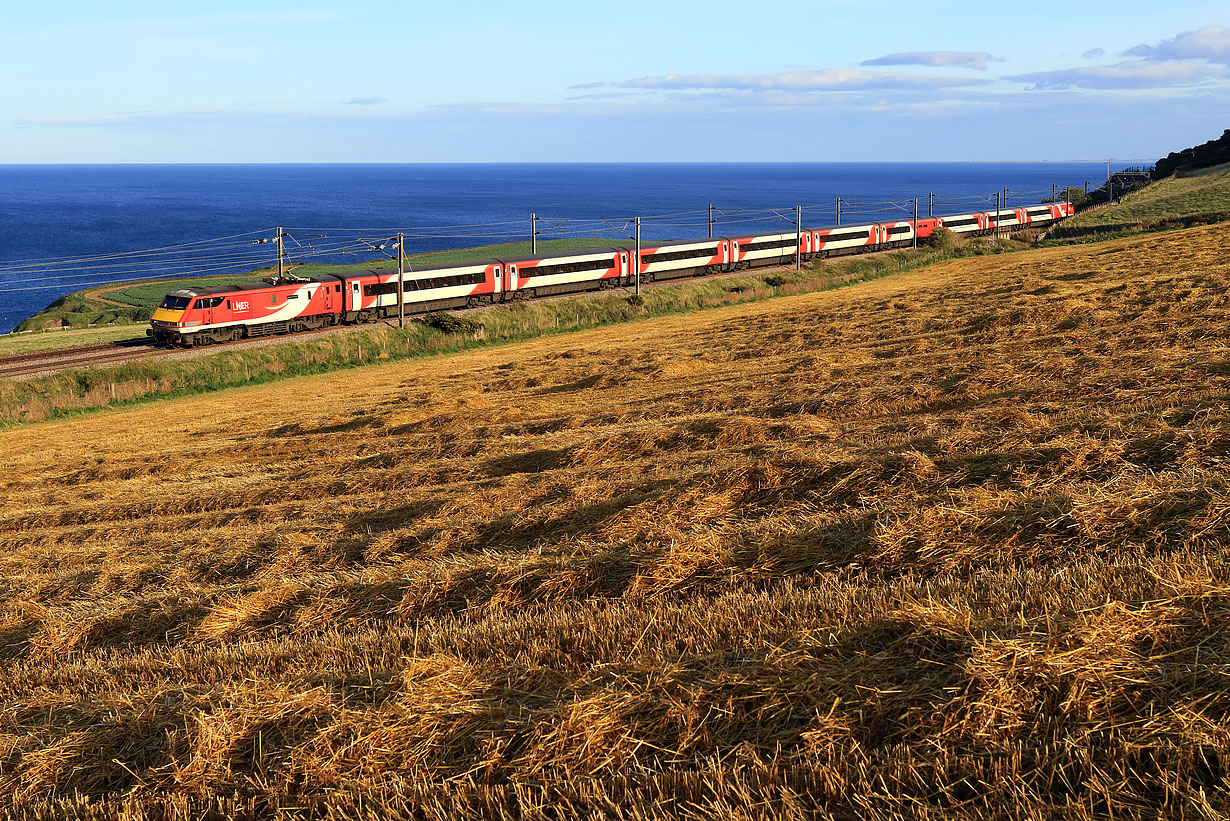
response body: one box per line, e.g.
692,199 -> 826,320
634,217 -> 641,297
397,231 -> 405,329
913,198 -> 919,249
708,203 -> 714,239
995,191 -> 1002,239
836,196 -> 842,227
795,206 -> 802,271
928,192 -> 934,218
531,213 -> 537,255
276,227 -> 285,280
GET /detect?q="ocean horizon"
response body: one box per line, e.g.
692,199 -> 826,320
0,161 -> 1130,333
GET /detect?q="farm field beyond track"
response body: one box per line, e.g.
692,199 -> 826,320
3,224 -> 1230,818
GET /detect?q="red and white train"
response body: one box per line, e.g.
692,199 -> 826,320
149,202 -> 1073,346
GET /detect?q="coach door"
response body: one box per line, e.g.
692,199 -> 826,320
494,265 -> 503,299
351,281 -> 362,311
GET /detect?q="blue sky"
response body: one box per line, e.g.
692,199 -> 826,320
2,1 -> 1227,162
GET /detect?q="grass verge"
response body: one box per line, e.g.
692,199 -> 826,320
0,325 -> 147,356
1050,162 -> 1230,240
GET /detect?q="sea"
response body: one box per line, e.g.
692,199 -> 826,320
0,162 -> 1130,333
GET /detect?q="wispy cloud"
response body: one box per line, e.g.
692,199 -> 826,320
1123,26 -> 1230,65
1082,48 -> 1106,59
343,97 -> 387,106
14,108 -> 408,135
862,51 -> 999,70
118,9 -> 357,31
618,68 -> 990,92
1005,59 -> 1221,90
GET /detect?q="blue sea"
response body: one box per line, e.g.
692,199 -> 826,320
0,162 -> 1126,333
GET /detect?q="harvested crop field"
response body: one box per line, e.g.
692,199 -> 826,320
3,223 -> 1230,818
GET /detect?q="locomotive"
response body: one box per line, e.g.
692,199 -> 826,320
148,202 -> 1073,347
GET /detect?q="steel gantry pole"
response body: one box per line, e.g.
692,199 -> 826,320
276,227 -> 285,280
634,217 -> 642,298
836,196 -> 842,227
995,191 -> 1002,239
913,198 -> 919,250
795,206 -> 803,271
708,203 -> 714,239
397,232 -> 405,329
531,213 -> 537,255
928,191 -> 934,218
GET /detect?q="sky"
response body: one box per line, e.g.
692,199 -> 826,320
1,1 -> 1227,163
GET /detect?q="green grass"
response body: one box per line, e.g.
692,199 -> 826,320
0,325 -> 148,356
1053,163 -> 1230,238
1181,159 -> 1230,177
12,292 -> 149,333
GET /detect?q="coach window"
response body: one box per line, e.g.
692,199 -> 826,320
271,294 -> 278,304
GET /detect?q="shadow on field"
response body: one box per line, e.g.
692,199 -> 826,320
485,448 -> 571,476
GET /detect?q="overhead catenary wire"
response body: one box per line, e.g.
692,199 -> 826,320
0,228 -> 274,269
1,188 -> 1071,297
0,236 -> 386,292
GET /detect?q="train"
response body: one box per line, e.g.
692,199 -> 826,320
148,202 -> 1074,347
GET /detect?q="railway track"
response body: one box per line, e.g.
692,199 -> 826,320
0,338 -> 168,379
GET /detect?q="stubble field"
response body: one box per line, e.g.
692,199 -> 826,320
2,224 -> 1230,819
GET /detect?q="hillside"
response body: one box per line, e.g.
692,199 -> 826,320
1154,129 -> 1230,178
2,223 -> 1230,817
1055,161 -> 1230,238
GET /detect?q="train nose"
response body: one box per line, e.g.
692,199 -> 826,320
150,307 -> 186,324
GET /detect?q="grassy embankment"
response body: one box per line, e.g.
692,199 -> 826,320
2,223 -> 1230,817
1049,161 -> 1230,241
0,239 -> 1023,425
0,325 -> 148,355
